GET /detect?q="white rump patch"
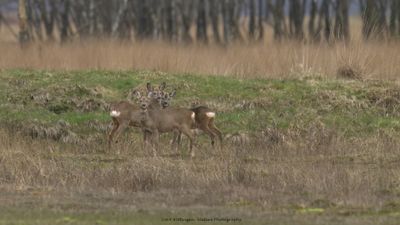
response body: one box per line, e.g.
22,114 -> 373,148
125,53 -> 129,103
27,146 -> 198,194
206,112 -> 216,118
110,110 -> 121,117
191,112 -> 195,120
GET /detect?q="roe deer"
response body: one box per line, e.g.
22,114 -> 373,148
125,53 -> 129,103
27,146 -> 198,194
160,93 -> 223,149
107,82 -> 166,148
135,91 -> 197,157
189,105 -> 223,148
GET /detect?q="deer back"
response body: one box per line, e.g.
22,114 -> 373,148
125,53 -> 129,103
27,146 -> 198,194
147,107 -> 195,132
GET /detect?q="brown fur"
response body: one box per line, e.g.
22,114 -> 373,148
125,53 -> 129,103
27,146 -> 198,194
108,82 -> 169,149
190,106 -> 223,148
108,101 -> 142,148
172,105 -> 223,150
138,95 -> 196,157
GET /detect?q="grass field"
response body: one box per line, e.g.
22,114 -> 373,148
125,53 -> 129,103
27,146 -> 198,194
1,69 -> 400,224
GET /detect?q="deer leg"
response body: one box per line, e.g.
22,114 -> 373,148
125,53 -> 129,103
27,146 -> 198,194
198,123 -> 216,148
180,126 -> 195,158
142,129 -> 152,150
177,132 -> 182,150
171,130 -> 181,153
176,131 -> 183,152
208,119 -> 223,149
152,129 -> 160,157
108,119 -> 120,149
113,122 -> 129,143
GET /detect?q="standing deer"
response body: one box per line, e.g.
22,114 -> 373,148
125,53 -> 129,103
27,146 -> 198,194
159,91 -> 223,149
108,100 -> 142,148
108,82 -> 167,148
135,90 -> 197,157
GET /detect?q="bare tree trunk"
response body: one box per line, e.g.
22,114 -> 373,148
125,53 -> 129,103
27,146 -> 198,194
231,0 -> 244,42
98,0 -> 113,36
258,0 -> 265,41
334,0 -> 349,41
88,0 -> 97,35
60,0 -> 70,43
320,0 -> 331,42
268,0 -> 286,41
19,0 -> 30,46
166,0 -> 178,42
25,0 -> 34,41
37,0 -> 55,41
222,0 -> 231,44
178,0 -> 194,44
390,0 -> 400,36
398,1 -> 400,35
0,11 -> 2,30
135,0 -> 155,40
309,0 -> 320,42
71,0 -> 88,38
118,1 -> 134,40
196,0 -> 208,44
30,0 -> 43,41
209,0 -> 221,44
111,0 -> 128,37
288,0 -> 306,40
249,0 -> 256,40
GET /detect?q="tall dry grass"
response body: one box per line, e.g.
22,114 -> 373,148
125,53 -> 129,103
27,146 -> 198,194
1,17 -> 399,80
1,39 -> 400,80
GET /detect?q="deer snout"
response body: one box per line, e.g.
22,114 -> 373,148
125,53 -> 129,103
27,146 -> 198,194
162,101 -> 169,108
140,103 -> 147,109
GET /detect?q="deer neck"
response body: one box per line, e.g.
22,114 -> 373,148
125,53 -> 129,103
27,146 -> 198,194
148,98 -> 162,111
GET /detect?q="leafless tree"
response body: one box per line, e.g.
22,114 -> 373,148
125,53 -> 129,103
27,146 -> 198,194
268,0 -> 286,40
288,0 -> 306,40
389,0 -> 400,37
334,0 -> 350,41
11,0 -> 393,45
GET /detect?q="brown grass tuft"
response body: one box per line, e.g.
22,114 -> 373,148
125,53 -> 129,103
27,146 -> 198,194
337,65 -> 362,80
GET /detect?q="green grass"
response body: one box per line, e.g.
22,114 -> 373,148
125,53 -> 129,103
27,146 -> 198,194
1,204 -> 400,225
2,69 -> 400,137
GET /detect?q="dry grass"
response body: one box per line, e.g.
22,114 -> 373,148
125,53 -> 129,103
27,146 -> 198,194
1,17 -> 399,80
1,124 -> 400,212
1,40 -> 400,80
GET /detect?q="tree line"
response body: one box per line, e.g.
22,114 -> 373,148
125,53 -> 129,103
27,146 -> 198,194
13,0 -> 400,45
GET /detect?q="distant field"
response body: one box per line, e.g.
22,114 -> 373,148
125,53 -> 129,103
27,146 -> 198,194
2,16 -> 400,81
2,40 -> 400,81
1,70 -> 400,224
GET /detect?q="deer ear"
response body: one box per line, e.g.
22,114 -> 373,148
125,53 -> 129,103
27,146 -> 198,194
159,82 -> 166,91
169,90 -> 176,97
146,83 -> 153,92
